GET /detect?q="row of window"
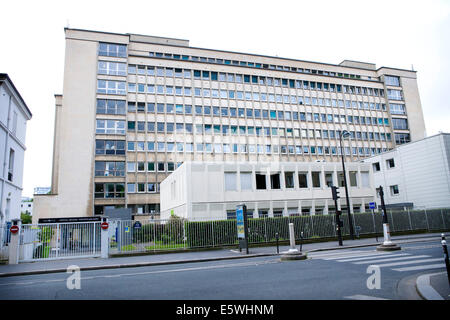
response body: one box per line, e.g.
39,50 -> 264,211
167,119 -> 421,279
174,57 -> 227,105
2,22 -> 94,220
127,65 -> 384,95
127,141 -> 389,156
224,170 -> 370,192
127,161 -> 179,173
144,53 -> 367,81
126,121 -> 392,140
127,83 -> 389,108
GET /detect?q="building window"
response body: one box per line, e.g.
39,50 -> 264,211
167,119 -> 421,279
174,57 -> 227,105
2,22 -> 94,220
390,185 -> 399,196
284,172 -> 294,188
373,162 -> 380,172
311,172 -> 321,188
256,174 -> 267,190
8,148 -> 14,182
270,174 -> 281,190
387,89 -> 403,101
98,43 -> 127,58
95,183 -> 125,198
384,75 -> 400,86
386,158 -> 395,169
240,172 -> 252,190
325,173 -> 333,187
395,133 -> 411,145
96,120 -> 125,134
225,172 -> 237,191
97,80 -> 126,95
349,171 -> 357,187
392,118 -> 408,130
98,61 -> 127,76
95,161 -> 125,176
298,173 -> 308,188
389,103 -> 406,115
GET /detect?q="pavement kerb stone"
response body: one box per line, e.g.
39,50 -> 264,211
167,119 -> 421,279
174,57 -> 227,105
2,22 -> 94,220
415,272 -> 446,300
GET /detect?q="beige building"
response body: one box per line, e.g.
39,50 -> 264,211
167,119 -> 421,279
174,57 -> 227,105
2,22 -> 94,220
33,28 -> 426,222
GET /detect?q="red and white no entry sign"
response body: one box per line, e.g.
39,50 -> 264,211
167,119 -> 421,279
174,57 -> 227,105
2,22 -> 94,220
101,222 -> 109,230
10,225 -> 19,234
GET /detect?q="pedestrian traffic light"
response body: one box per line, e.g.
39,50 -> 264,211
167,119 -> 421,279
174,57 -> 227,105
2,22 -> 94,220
331,186 -> 340,201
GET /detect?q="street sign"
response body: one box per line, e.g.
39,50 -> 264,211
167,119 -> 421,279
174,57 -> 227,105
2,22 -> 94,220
369,202 -> 376,210
10,225 -> 19,234
133,221 -> 142,229
101,222 -> 109,230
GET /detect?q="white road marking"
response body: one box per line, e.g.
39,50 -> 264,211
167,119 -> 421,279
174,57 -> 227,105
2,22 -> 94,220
311,251 -> 388,260
352,255 -> 430,265
338,253 -> 410,262
344,294 -> 389,300
374,258 -> 444,268
392,264 -> 446,272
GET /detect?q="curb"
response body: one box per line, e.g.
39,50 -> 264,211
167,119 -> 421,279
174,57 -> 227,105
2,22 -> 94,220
415,272 -> 446,300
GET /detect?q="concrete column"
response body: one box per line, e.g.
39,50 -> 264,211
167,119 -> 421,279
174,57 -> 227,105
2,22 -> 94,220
8,219 -> 21,265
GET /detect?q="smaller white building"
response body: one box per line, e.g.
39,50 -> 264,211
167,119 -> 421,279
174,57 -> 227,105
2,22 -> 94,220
363,133 -> 450,210
0,74 -> 32,225
20,197 -> 33,215
160,161 -> 376,220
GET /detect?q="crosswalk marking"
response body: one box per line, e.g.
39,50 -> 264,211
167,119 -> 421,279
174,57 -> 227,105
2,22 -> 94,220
319,251 -> 391,260
337,253 -> 410,262
352,255 -> 429,264
374,258 -> 443,268
392,264 -> 446,272
344,294 -> 389,300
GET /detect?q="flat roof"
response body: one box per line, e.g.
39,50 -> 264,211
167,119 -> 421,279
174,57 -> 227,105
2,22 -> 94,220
65,28 -> 417,74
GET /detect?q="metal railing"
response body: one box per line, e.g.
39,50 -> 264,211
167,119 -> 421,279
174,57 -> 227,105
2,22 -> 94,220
19,222 -> 101,262
107,208 -> 450,255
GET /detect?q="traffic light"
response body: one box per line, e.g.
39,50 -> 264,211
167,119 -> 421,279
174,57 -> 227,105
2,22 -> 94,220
331,186 -> 340,201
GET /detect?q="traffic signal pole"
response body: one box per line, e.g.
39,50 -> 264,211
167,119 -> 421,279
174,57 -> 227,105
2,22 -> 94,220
376,186 -> 401,251
332,186 -> 343,246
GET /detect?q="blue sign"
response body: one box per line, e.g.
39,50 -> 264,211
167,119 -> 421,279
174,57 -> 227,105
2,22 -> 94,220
133,221 -> 142,229
236,205 -> 245,239
369,202 -> 376,210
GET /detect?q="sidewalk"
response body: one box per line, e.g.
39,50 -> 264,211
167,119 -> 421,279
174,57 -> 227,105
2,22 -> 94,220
0,232 -> 446,278
416,271 -> 450,300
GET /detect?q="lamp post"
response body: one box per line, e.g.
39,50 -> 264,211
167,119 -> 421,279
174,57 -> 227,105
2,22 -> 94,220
339,130 -> 355,240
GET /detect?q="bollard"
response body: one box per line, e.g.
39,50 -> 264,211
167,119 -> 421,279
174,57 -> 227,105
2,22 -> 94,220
8,219 -> 21,265
275,232 -> 279,254
442,238 -> 450,286
299,231 -> 304,252
280,223 -> 306,261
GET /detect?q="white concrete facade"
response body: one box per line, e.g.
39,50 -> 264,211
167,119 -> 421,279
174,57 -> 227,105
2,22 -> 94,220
0,74 -> 32,224
363,133 -> 450,209
160,161 -> 376,220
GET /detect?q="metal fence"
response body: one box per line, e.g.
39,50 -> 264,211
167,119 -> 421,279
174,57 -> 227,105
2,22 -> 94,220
109,208 -> 450,255
0,224 -> 9,260
18,222 -> 101,262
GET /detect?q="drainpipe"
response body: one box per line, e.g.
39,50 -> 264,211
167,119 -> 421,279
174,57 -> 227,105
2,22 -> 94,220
0,94 -> 12,225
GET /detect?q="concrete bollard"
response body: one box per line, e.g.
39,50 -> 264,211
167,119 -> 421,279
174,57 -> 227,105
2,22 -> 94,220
101,218 -> 109,259
8,219 -> 21,265
280,223 -> 307,261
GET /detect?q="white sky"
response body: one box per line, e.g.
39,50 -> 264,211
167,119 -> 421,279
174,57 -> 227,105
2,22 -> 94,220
1,0 -> 449,197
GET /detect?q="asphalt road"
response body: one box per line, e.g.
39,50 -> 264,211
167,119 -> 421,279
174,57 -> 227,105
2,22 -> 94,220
0,240 -> 446,300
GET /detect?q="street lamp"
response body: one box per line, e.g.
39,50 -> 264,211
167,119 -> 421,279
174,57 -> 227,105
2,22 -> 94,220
339,130 -> 355,240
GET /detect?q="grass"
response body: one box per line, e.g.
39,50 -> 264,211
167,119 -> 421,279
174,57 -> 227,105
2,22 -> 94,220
144,241 -> 185,250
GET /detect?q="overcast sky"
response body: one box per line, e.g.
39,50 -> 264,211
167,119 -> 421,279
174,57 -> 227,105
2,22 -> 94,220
1,0 -> 449,198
